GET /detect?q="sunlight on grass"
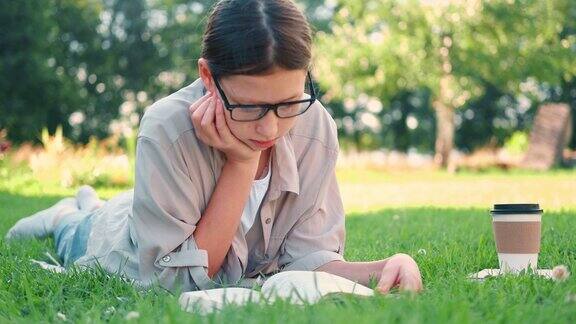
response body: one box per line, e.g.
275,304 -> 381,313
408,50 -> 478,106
1,167 -> 574,214
336,168 -> 576,213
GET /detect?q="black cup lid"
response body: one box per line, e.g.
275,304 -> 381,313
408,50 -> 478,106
490,203 -> 543,215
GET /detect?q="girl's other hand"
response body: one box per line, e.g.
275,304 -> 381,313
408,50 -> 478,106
189,91 -> 260,165
376,253 -> 423,294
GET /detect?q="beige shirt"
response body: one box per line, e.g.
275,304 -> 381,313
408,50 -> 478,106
75,78 -> 346,292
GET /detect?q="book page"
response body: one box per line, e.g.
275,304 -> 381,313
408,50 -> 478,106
179,287 -> 263,314
261,271 -> 374,305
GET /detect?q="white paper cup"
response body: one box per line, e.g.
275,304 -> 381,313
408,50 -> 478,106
491,204 -> 543,273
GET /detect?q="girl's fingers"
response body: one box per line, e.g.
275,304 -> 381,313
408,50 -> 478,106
188,92 -> 211,114
200,95 -> 216,128
399,275 -> 419,292
376,266 -> 399,294
190,94 -> 211,125
191,97 -> 212,144
200,95 -> 222,144
215,97 -> 234,141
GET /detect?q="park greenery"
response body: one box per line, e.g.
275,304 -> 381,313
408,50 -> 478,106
1,1 -> 576,322
1,169 -> 575,322
1,0 -> 575,164
315,0 -> 576,165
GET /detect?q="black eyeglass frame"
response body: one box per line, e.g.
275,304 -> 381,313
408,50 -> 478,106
212,71 -> 317,122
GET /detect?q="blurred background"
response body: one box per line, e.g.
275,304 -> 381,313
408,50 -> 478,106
1,0 -> 575,212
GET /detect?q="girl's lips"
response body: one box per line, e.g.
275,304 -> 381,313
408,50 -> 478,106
251,139 -> 276,149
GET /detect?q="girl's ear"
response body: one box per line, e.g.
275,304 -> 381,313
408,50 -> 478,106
198,58 -> 215,93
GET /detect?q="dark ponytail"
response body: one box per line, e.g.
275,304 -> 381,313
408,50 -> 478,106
201,0 -> 312,77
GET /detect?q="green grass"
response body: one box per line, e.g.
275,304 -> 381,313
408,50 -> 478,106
1,171 -> 575,323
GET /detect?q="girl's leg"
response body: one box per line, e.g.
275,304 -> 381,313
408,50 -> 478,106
6,185 -> 102,265
53,209 -> 94,266
55,185 -> 102,266
5,197 -> 79,240
75,185 -> 104,211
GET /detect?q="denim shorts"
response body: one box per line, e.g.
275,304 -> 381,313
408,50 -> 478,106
53,210 -> 94,267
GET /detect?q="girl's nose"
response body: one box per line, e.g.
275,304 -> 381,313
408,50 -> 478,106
255,110 -> 278,138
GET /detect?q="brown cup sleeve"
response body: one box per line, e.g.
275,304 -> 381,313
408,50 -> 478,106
492,221 -> 541,253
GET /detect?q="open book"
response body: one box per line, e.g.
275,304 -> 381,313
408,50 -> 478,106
179,271 -> 374,314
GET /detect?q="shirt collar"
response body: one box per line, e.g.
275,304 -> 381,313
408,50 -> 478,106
268,133 -> 300,200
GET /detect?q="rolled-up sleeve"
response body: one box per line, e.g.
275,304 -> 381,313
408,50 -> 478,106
132,134 -> 217,291
278,167 -> 346,271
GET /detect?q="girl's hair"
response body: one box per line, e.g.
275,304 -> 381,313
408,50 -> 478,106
201,0 -> 312,78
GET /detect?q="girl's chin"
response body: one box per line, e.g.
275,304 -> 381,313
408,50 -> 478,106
239,140 -> 264,151
239,137 -> 279,150
251,145 -> 272,151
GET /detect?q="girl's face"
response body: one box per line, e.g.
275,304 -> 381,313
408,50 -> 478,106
212,67 -> 307,151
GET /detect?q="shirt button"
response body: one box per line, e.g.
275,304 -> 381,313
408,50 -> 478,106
265,218 -> 271,224
162,255 -> 171,263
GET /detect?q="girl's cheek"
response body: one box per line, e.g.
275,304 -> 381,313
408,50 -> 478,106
227,120 -> 248,139
280,117 -> 298,133
222,108 -> 235,128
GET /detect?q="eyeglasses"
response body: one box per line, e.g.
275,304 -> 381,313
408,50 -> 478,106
212,71 -> 317,122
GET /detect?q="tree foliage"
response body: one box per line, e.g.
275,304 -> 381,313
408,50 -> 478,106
315,0 -> 576,162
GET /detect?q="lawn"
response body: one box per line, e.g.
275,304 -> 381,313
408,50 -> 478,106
1,170 -> 575,323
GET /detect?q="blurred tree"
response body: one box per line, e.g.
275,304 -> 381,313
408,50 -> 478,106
552,2 -> 576,150
315,0 -> 576,166
0,0 -> 332,144
3,0 -> 573,154
0,0 -> 159,143
0,0 -> 89,143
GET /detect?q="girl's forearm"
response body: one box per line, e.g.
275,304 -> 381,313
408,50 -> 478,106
193,160 -> 258,277
315,259 -> 388,286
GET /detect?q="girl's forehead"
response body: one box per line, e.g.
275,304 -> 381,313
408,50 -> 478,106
222,69 -> 307,104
